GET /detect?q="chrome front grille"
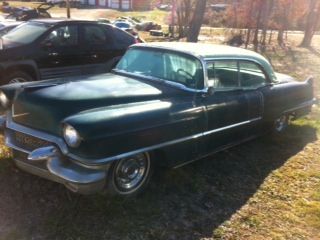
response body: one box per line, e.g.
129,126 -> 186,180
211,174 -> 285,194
6,129 -> 52,170
13,131 -> 51,151
6,129 -> 51,153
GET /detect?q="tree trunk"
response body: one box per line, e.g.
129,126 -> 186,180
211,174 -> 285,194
177,8 -> 184,38
300,0 -> 319,47
277,29 -> 284,47
187,0 -> 207,42
260,1 -> 268,49
245,0 -> 254,48
253,1 -> 263,51
268,30 -> 273,44
245,29 -> 251,48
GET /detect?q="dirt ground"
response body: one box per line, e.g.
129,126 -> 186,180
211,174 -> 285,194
0,5 -> 319,240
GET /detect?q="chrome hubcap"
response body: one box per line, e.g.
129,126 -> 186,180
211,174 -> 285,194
275,115 -> 287,132
114,153 -> 150,193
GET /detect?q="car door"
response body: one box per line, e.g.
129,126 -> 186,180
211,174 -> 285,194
35,23 -> 82,79
199,60 -> 253,154
238,60 -> 266,136
80,24 -> 119,75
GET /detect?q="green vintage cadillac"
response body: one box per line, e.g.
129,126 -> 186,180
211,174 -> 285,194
0,43 -> 316,195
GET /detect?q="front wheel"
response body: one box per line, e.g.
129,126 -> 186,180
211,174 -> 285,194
107,152 -> 153,196
4,71 -> 34,84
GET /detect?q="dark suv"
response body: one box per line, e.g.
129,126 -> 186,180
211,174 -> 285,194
0,19 -> 140,84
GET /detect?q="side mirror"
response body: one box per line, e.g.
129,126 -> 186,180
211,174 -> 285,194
41,39 -> 53,48
207,86 -> 214,96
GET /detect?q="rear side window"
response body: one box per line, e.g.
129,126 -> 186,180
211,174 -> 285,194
112,27 -> 135,47
83,25 -> 111,45
239,61 -> 267,88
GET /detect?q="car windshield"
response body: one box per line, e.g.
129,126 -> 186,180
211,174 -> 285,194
2,22 -> 50,46
115,48 -> 204,89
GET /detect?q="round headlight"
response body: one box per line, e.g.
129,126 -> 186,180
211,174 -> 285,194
63,124 -> 81,147
0,91 -> 9,108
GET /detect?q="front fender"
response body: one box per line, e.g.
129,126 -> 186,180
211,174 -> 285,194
64,100 -> 172,139
1,60 -> 40,81
63,99 -> 205,161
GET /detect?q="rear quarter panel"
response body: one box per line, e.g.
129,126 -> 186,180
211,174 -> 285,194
261,80 -> 314,121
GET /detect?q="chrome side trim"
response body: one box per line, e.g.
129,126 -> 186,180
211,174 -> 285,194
67,117 -> 262,166
284,98 -> 317,113
203,117 -> 261,136
5,113 -> 262,166
173,135 -> 258,169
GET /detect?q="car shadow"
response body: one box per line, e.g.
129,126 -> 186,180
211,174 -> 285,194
0,123 -> 317,240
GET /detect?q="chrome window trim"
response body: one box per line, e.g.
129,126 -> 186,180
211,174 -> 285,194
113,69 -> 208,94
114,46 -> 209,93
204,57 -> 273,84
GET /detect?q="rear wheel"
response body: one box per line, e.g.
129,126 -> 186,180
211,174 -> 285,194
4,71 -> 34,84
274,114 -> 289,133
107,152 -> 153,196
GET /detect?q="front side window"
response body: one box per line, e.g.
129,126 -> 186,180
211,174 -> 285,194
2,22 -> 50,46
116,48 -> 204,89
44,25 -> 78,47
239,61 -> 267,88
207,60 -> 239,89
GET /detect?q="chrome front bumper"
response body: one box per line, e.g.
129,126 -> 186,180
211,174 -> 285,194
1,118 -> 109,194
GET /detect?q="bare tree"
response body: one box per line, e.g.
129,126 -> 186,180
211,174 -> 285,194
252,0 -> 263,51
176,0 -> 193,38
260,0 -> 274,51
244,0 -> 254,48
300,0 -> 320,47
187,0 -> 207,42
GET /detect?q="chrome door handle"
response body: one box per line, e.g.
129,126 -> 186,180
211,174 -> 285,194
48,52 -> 59,56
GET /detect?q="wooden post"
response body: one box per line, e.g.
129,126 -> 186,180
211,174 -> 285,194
66,0 -> 71,18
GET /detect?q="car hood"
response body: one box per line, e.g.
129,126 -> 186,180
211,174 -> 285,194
0,43 -> 29,59
0,38 -> 25,49
9,73 -> 182,135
